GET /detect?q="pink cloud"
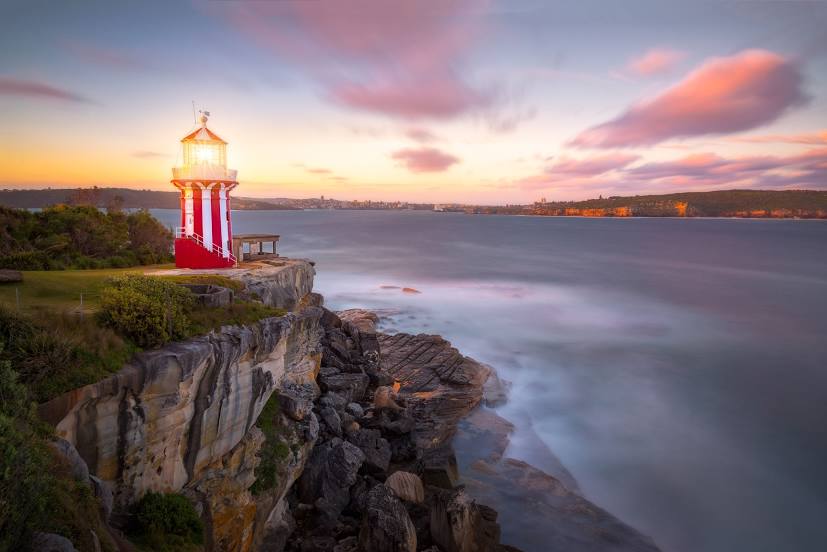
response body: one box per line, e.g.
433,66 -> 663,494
571,50 -> 808,148
0,77 -> 90,103
63,41 -> 148,70
727,130 -> 827,145
217,0 -> 491,120
391,147 -> 460,173
333,75 -> 490,119
513,147 -> 827,193
405,127 -> 438,143
549,153 -> 640,176
627,48 -> 686,76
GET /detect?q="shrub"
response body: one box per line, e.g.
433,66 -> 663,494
130,492 -> 203,551
98,275 -> 194,348
250,392 -> 291,495
0,352 -> 52,552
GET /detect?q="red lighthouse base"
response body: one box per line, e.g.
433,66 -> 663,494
174,237 -> 235,269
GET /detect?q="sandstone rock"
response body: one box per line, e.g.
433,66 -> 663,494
279,384 -> 317,421
0,269 -> 22,283
319,372 -> 369,403
422,444 -> 460,489
179,283 -> 234,308
49,438 -> 90,486
347,429 -> 391,473
429,488 -> 501,552
298,438 -> 366,525
38,298 -> 324,551
259,497 -> 296,551
30,532 -> 78,552
482,367 -> 510,408
234,259 -> 316,310
89,475 -> 113,521
358,484 -> 417,552
385,471 -> 424,504
377,333 -> 491,452
320,308 -> 342,331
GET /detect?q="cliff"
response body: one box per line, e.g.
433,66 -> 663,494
36,260 -> 661,552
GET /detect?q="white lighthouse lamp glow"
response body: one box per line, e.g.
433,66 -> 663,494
182,111 -> 227,168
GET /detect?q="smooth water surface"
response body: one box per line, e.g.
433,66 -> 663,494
153,209 -> 827,552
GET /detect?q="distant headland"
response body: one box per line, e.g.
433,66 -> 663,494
2,187 -> 826,218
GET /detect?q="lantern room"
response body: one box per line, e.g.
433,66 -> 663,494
171,111 -> 238,269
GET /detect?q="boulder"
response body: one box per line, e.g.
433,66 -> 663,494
319,391 -> 349,412
0,269 -> 22,283
429,488 -> 501,552
374,386 -> 403,412
347,429 -> 391,473
346,402 -> 364,419
49,438 -> 90,486
319,406 -> 342,437
319,372 -> 369,403
30,533 -> 78,552
421,444 -> 459,489
358,484 -> 417,552
298,438 -> 366,525
385,471 -> 424,504
320,308 -> 342,331
279,384 -> 316,421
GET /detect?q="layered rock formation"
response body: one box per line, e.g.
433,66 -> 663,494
36,259 -> 661,552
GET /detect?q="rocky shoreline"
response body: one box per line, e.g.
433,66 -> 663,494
37,260 -> 661,551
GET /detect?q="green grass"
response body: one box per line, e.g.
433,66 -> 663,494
188,302 -> 286,336
0,265 -> 174,312
0,268 -> 285,403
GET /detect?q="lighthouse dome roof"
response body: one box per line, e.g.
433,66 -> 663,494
181,125 -> 227,144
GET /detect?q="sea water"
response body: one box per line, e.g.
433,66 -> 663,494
152,209 -> 827,552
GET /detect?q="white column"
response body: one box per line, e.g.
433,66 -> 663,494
219,186 -> 229,257
184,187 -> 194,235
201,182 -> 213,249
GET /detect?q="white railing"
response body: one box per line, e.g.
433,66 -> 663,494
176,227 -> 237,264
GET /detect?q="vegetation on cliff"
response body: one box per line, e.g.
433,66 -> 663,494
128,492 -> 204,552
0,204 -> 173,270
0,350 -> 113,552
250,392 -> 291,496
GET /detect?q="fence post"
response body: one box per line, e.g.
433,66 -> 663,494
15,287 -> 20,311
79,292 -> 84,321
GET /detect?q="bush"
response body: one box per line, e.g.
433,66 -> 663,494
250,392 -> 291,496
130,492 -> 203,551
0,353 -> 52,552
98,275 -> 194,348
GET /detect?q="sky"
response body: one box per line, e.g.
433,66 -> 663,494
1,0 -> 826,204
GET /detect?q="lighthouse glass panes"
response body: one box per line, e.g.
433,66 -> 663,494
183,139 -> 226,167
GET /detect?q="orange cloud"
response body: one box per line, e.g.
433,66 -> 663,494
727,130 -> 827,145
572,50 -> 807,148
627,48 -> 686,76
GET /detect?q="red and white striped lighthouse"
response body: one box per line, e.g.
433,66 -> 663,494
172,111 -> 237,268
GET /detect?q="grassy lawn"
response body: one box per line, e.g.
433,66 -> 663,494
0,264 -> 174,312
1,267 -> 289,403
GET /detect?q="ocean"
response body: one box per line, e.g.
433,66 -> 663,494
152,209 -> 827,552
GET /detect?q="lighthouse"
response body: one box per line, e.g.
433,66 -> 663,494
172,111 -> 237,268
